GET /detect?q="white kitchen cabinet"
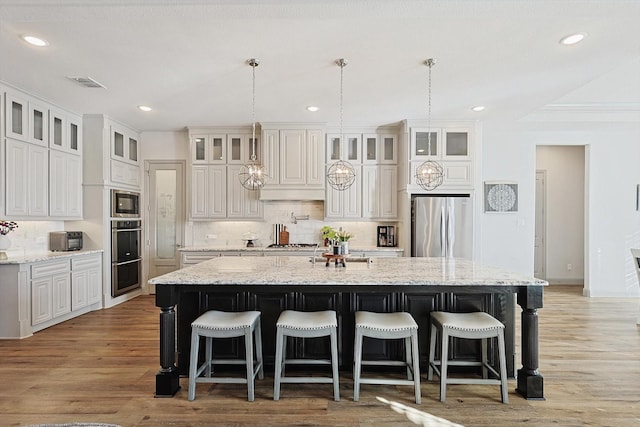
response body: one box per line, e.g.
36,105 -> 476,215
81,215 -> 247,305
71,253 -> 102,310
362,165 -> 398,220
326,133 -> 362,163
260,125 -> 325,200
409,126 -> 473,190
31,259 -> 70,327
31,277 -> 53,325
49,107 -> 82,155
111,159 -> 141,188
188,129 -> 262,220
111,123 -> 139,165
50,150 -> 82,218
227,165 -> 263,219
83,115 -> 140,190
191,134 -> 226,164
190,165 -> 226,219
325,168 -> 361,219
5,139 -> 49,217
363,134 -> 397,164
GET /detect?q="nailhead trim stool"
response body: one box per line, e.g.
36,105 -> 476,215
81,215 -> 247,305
428,311 -> 508,403
273,310 -> 340,401
187,310 -> 264,402
353,311 -> 421,404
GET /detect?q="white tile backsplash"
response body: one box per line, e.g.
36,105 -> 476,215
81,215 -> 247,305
0,221 -> 64,256
189,201 -> 396,247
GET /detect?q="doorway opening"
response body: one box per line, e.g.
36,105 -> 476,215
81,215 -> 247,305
535,146 -> 586,290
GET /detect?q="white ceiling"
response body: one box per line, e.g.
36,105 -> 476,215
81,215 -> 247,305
0,0 -> 639,132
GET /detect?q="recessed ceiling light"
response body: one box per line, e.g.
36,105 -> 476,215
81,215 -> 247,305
138,105 -> 152,112
559,33 -> 586,45
22,35 -> 49,47
471,105 -> 486,112
306,106 -> 319,112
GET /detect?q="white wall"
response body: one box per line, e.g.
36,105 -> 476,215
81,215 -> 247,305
482,118 -> 640,297
536,145 -> 585,283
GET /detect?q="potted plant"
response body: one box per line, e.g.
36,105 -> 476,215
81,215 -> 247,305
335,229 -> 353,255
321,226 -> 336,247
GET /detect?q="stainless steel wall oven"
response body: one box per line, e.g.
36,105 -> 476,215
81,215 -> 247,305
112,219 -> 142,297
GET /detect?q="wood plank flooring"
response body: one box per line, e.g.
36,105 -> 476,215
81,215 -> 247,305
0,285 -> 639,426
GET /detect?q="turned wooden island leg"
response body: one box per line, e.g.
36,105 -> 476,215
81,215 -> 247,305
516,287 -> 545,400
155,284 -> 181,397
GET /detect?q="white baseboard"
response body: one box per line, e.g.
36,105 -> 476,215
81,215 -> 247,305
546,279 -> 584,285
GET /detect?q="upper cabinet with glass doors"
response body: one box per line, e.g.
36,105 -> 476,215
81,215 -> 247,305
111,123 -> 139,165
326,134 -> 361,163
363,134 -> 397,164
411,127 -> 470,161
190,133 -> 258,165
5,92 -> 50,147
49,107 -> 82,155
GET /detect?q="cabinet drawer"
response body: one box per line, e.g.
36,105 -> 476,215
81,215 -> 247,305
72,255 -> 101,270
31,259 -> 70,278
182,252 -> 218,265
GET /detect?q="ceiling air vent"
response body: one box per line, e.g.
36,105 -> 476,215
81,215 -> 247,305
66,76 -> 106,89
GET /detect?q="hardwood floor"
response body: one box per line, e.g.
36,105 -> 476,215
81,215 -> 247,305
0,285 -> 639,426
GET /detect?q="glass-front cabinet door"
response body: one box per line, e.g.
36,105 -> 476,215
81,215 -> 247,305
128,137 -> 138,162
443,130 -> 470,160
412,128 -> 440,159
49,108 -> 67,152
68,117 -> 82,155
191,134 -> 227,164
380,135 -> 397,163
29,101 -> 48,146
228,135 -> 244,164
113,129 -> 125,159
6,93 -> 29,141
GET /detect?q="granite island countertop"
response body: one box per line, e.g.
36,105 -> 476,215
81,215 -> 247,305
179,245 -> 404,254
149,256 -> 547,287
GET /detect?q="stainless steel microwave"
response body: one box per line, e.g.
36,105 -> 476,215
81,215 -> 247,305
111,189 -> 140,218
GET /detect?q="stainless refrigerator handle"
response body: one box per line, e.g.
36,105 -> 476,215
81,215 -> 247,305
441,205 -> 447,256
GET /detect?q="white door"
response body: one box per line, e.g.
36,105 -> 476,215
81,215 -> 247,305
534,170 -> 546,279
146,161 -> 185,285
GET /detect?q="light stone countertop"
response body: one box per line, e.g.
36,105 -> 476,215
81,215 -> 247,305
0,249 -> 104,265
179,245 -> 404,253
149,256 -> 547,287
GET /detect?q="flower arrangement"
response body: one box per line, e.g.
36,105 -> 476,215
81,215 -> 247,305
321,226 -> 337,243
0,220 -> 18,235
335,229 -> 353,242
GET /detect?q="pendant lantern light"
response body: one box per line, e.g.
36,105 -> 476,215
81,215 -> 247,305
414,58 -> 443,191
326,58 -> 356,192
239,58 -> 268,190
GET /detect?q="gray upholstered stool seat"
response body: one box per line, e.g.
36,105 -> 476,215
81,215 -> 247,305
428,311 -> 508,403
188,310 -> 264,402
353,311 -> 421,404
273,310 -> 340,401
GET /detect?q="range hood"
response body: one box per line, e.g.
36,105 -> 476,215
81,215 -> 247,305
259,188 -> 325,201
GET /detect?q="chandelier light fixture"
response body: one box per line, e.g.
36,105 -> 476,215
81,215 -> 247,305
326,58 -> 356,191
414,58 -> 443,191
239,58 -> 268,190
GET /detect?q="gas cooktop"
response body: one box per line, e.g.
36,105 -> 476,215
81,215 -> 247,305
267,243 -> 319,248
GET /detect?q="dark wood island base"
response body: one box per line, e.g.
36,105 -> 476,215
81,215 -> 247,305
150,257 -> 546,400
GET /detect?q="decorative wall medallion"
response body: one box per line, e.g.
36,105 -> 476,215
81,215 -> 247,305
484,182 -> 518,212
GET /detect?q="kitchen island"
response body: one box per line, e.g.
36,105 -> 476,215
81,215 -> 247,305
150,256 -> 546,400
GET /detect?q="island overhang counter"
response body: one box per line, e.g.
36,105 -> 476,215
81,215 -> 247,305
149,256 -> 546,400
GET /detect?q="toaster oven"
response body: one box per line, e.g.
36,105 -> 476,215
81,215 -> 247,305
49,231 -> 83,251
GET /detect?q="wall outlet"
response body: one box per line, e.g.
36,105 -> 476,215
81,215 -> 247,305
205,234 -> 217,239
567,263 -> 572,271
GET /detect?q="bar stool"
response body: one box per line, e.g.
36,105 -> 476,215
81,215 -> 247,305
428,311 -> 508,403
273,310 -> 340,401
187,310 -> 264,402
353,311 -> 421,404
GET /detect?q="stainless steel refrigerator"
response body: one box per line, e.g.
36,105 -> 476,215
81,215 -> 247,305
411,195 -> 473,258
